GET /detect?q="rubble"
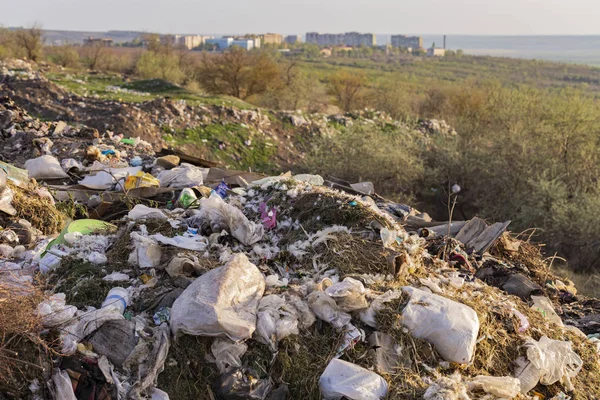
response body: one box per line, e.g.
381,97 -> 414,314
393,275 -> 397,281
0,60 -> 599,400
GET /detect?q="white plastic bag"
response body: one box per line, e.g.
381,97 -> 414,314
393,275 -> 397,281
25,155 -> 69,180
531,296 -> 564,326
196,194 -> 263,245
150,233 -> 208,251
157,163 -> 204,188
37,293 -> 77,327
319,358 -> 388,400
255,294 -> 300,350
359,290 -> 404,328
308,291 -> 351,330
325,277 -> 368,312
522,336 -> 583,391
400,287 -> 479,364
211,338 -> 248,373
468,375 -> 521,398
170,253 -> 265,341
128,204 -> 169,220
52,370 -> 77,400
61,307 -> 124,354
78,166 -> 142,189
128,232 -> 163,269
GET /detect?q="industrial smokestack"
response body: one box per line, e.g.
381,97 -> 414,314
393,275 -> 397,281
443,35 -> 447,49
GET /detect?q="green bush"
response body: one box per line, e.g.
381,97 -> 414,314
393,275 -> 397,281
304,124 -> 426,202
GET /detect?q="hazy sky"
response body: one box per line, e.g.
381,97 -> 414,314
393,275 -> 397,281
1,0 -> 599,35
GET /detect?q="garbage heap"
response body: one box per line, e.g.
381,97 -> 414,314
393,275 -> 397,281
0,96 -> 599,400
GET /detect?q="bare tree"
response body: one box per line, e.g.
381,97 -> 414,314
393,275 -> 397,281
197,47 -> 281,100
80,43 -> 106,70
13,23 -> 43,62
327,70 -> 368,112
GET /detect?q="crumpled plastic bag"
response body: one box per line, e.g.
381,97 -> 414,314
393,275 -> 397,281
308,291 -> 351,331
129,232 -> 163,269
52,369 -> 77,400
192,194 -> 263,246
325,277 -> 368,311
25,155 -> 69,180
400,287 -> 479,364
61,307 -> 125,354
211,338 -> 248,373
37,293 -> 77,327
359,290 -> 403,328
518,336 -> 583,392
157,163 -> 204,188
170,253 -> 265,341
78,166 -> 142,189
319,358 -> 388,400
468,375 -> 521,398
531,295 -> 564,326
255,294 -> 300,350
128,204 -> 169,220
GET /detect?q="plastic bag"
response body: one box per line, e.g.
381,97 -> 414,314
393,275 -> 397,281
170,253 -> 265,341
25,155 -> 69,180
359,290 -> 403,328
124,171 -> 160,190
37,293 -> 77,327
61,307 -> 124,354
522,336 -> 583,391
400,287 -> 479,364
150,233 -> 208,252
157,163 -> 204,188
195,194 -> 263,246
128,232 -> 163,269
78,166 -> 143,189
256,294 -> 300,350
308,291 -> 351,330
325,277 -> 368,311
211,338 -> 248,373
319,358 -> 388,400
468,375 -> 521,398
367,332 -> 404,374
128,204 -> 169,220
531,295 -> 564,326
52,370 -> 77,400
0,187 -> 17,216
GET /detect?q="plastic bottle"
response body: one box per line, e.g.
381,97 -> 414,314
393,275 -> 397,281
102,287 -> 129,314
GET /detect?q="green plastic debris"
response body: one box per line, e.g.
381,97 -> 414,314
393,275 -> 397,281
121,138 -> 136,145
43,219 -> 117,256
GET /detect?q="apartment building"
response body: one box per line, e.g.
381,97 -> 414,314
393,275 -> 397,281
305,32 -> 375,47
177,35 -> 214,50
260,33 -> 283,45
285,35 -> 302,45
390,35 -> 423,50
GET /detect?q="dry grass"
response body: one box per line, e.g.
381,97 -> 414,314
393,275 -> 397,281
271,323 -> 342,399
375,294 -> 438,399
0,275 -> 56,398
8,181 -> 65,235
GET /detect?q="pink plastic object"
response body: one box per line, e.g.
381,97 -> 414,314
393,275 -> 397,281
259,202 -> 277,230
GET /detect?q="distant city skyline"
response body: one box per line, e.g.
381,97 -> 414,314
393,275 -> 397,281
2,0 -> 600,35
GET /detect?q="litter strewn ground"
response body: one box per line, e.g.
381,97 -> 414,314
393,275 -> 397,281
0,60 -> 599,400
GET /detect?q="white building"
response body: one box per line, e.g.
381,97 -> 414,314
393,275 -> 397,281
427,47 -> 446,57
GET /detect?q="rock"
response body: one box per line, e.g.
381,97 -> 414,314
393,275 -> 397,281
156,155 -> 180,169
0,110 -> 13,130
53,121 -> 67,135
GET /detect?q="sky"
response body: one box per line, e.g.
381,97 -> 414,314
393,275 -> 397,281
1,0 -> 600,35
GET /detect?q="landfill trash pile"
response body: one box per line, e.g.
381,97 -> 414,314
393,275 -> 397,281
0,63 -> 599,400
